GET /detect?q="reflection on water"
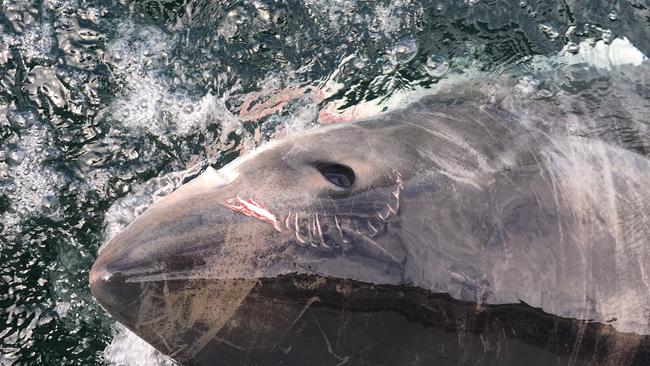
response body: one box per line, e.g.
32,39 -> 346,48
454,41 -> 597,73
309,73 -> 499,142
0,0 -> 649,365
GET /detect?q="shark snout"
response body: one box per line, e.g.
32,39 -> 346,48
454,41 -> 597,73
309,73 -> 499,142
89,257 -> 141,326
88,166 -> 283,330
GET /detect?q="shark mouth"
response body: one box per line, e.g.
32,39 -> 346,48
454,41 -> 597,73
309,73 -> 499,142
223,169 -> 403,263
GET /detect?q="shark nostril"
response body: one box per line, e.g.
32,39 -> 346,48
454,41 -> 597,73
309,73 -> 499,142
89,260 -> 141,326
89,262 -> 126,297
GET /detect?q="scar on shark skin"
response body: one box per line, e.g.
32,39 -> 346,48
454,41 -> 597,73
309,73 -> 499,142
223,196 -> 283,232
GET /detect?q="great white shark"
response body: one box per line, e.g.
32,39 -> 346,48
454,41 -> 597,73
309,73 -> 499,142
90,74 -> 650,365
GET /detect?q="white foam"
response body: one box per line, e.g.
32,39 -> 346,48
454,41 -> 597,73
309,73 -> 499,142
1,23 -> 55,62
301,0 -> 414,37
371,1 -> 415,36
318,62 -> 483,122
0,118 -> 66,238
109,77 -> 235,136
104,22 -> 241,137
564,37 -> 647,70
103,325 -> 176,366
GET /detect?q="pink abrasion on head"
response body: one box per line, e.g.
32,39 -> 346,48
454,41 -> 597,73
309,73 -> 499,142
223,197 -> 283,232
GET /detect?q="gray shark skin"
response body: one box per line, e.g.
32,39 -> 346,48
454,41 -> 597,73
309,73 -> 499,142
90,79 -> 650,365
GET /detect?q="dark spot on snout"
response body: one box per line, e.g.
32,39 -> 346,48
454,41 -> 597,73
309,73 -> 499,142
316,163 -> 355,188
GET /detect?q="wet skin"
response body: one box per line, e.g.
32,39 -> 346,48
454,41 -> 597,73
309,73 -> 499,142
90,92 -> 650,365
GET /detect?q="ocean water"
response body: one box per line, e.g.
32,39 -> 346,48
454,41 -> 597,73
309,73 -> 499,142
0,0 -> 649,365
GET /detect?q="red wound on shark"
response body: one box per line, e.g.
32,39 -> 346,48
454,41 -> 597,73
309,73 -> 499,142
223,197 -> 283,232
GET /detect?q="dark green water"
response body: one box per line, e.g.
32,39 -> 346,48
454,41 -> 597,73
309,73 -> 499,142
0,0 -> 649,365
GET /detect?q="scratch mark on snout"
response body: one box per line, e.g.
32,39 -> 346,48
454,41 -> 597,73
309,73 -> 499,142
223,196 -> 283,232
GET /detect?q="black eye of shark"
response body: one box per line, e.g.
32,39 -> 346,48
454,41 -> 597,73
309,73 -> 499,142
316,163 -> 355,188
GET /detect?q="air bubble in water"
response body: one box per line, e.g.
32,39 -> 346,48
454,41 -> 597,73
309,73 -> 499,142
42,195 -> 59,214
352,56 -> 367,69
602,29 -> 613,44
565,42 -> 580,54
7,111 -> 36,129
425,53 -> 449,78
182,104 -> 194,114
7,149 -> 25,166
393,36 -> 418,64
539,24 -> 559,40
382,59 -> 397,74
608,10 -> 618,21
5,181 -> 17,193
466,0 -> 480,6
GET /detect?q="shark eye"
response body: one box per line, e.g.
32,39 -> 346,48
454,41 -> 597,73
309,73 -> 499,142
317,163 -> 355,188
